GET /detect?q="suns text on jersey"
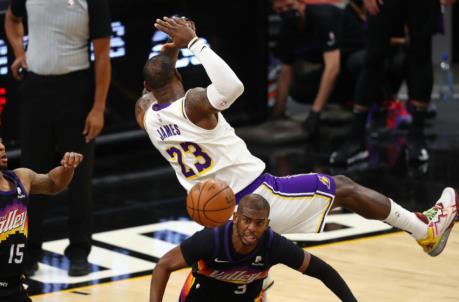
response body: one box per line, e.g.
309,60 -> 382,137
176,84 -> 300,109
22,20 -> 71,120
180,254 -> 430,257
157,124 -> 181,141
0,209 -> 27,235
208,270 -> 265,283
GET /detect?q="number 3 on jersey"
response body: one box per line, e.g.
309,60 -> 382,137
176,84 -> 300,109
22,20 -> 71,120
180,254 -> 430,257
166,142 -> 213,179
234,284 -> 247,295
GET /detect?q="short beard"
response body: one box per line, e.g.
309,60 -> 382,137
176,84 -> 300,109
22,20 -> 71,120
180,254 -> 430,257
236,222 -> 255,247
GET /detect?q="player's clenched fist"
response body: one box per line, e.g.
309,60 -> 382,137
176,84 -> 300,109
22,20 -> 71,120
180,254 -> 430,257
60,152 -> 84,169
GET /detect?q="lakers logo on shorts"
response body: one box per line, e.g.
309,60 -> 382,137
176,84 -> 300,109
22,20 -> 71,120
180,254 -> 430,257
318,175 -> 331,190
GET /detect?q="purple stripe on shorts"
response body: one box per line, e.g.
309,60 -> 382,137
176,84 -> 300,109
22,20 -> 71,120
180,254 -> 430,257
315,174 -> 336,197
262,173 -> 335,197
262,175 -> 314,197
235,173 -> 266,203
236,173 -> 336,201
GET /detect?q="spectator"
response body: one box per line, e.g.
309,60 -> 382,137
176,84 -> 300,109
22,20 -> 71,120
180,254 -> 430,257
330,0 -> 450,166
347,0 -> 411,132
346,0 -> 408,102
271,0 -> 365,139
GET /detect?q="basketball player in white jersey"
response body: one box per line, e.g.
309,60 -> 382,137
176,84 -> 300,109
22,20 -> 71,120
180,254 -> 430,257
136,17 -> 457,257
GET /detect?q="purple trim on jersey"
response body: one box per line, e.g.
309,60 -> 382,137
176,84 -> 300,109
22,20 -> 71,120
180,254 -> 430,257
0,170 -> 26,196
152,102 -> 172,111
0,188 -> 16,195
7,170 -> 28,198
212,227 -> 220,259
235,173 -> 266,203
267,229 -> 274,247
224,221 -> 232,261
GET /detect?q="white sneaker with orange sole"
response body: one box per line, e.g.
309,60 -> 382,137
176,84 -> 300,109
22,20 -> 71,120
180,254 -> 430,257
416,187 -> 457,256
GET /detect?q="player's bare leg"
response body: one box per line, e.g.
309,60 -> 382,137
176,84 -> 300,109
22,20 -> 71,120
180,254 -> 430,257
332,175 -> 457,256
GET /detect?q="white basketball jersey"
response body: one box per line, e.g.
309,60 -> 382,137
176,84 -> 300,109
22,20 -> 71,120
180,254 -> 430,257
144,98 -> 266,193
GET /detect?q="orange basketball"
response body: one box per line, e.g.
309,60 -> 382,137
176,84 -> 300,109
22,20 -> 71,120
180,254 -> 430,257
186,179 -> 236,228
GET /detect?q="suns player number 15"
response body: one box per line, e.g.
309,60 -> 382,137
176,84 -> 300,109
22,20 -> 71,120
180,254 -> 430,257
8,243 -> 25,264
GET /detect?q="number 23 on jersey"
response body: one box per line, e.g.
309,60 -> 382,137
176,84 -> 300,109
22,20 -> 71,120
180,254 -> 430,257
166,142 -> 213,179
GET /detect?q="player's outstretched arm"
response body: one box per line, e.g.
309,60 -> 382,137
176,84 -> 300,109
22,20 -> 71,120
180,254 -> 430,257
300,251 -> 357,301
154,17 -> 244,118
15,152 -> 83,195
149,246 -> 188,302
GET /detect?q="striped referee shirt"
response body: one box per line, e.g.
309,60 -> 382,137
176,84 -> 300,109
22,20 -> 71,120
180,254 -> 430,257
10,0 -> 111,75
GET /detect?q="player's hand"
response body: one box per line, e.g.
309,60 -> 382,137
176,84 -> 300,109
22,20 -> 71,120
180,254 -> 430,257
160,41 -> 179,53
160,17 -> 196,52
60,152 -> 84,169
364,0 -> 384,15
11,55 -> 28,81
183,17 -> 196,32
83,108 -> 104,143
155,16 -> 197,48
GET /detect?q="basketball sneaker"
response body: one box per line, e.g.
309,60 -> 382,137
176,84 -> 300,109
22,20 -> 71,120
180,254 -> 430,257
406,135 -> 429,163
329,140 -> 369,166
416,187 -> 457,257
302,110 -> 321,141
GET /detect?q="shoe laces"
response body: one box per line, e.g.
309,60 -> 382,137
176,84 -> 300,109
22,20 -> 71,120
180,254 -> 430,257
422,206 -> 439,222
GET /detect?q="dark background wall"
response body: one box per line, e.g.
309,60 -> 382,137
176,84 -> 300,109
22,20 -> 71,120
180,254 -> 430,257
0,0 -> 268,147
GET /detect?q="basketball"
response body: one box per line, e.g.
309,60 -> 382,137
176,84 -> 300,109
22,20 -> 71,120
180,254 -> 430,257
186,179 -> 236,228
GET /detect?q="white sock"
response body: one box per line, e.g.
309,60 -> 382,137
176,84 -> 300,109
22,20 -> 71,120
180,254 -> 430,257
383,199 -> 427,240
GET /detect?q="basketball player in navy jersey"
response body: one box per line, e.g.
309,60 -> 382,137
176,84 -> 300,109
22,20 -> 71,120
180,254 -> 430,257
0,139 -> 83,302
136,17 -> 456,260
150,194 -> 357,302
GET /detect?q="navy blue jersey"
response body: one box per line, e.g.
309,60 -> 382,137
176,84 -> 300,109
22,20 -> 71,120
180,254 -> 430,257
0,171 -> 29,301
0,171 -> 28,279
179,221 -> 304,302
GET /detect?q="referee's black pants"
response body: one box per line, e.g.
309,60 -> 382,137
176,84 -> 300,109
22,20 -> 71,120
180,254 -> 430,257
354,0 -> 438,107
19,69 -> 94,262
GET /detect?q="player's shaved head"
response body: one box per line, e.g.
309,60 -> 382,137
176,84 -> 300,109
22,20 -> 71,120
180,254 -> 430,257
238,194 -> 270,217
143,54 -> 175,89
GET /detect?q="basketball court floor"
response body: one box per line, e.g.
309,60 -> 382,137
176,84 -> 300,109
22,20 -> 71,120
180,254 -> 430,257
19,99 -> 459,301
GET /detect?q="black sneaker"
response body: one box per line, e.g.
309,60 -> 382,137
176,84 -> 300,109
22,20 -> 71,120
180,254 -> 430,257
68,259 -> 91,277
406,137 -> 429,163
302,111 -> 320,140
426,102 -> 437,119
330,141 -> 369,166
